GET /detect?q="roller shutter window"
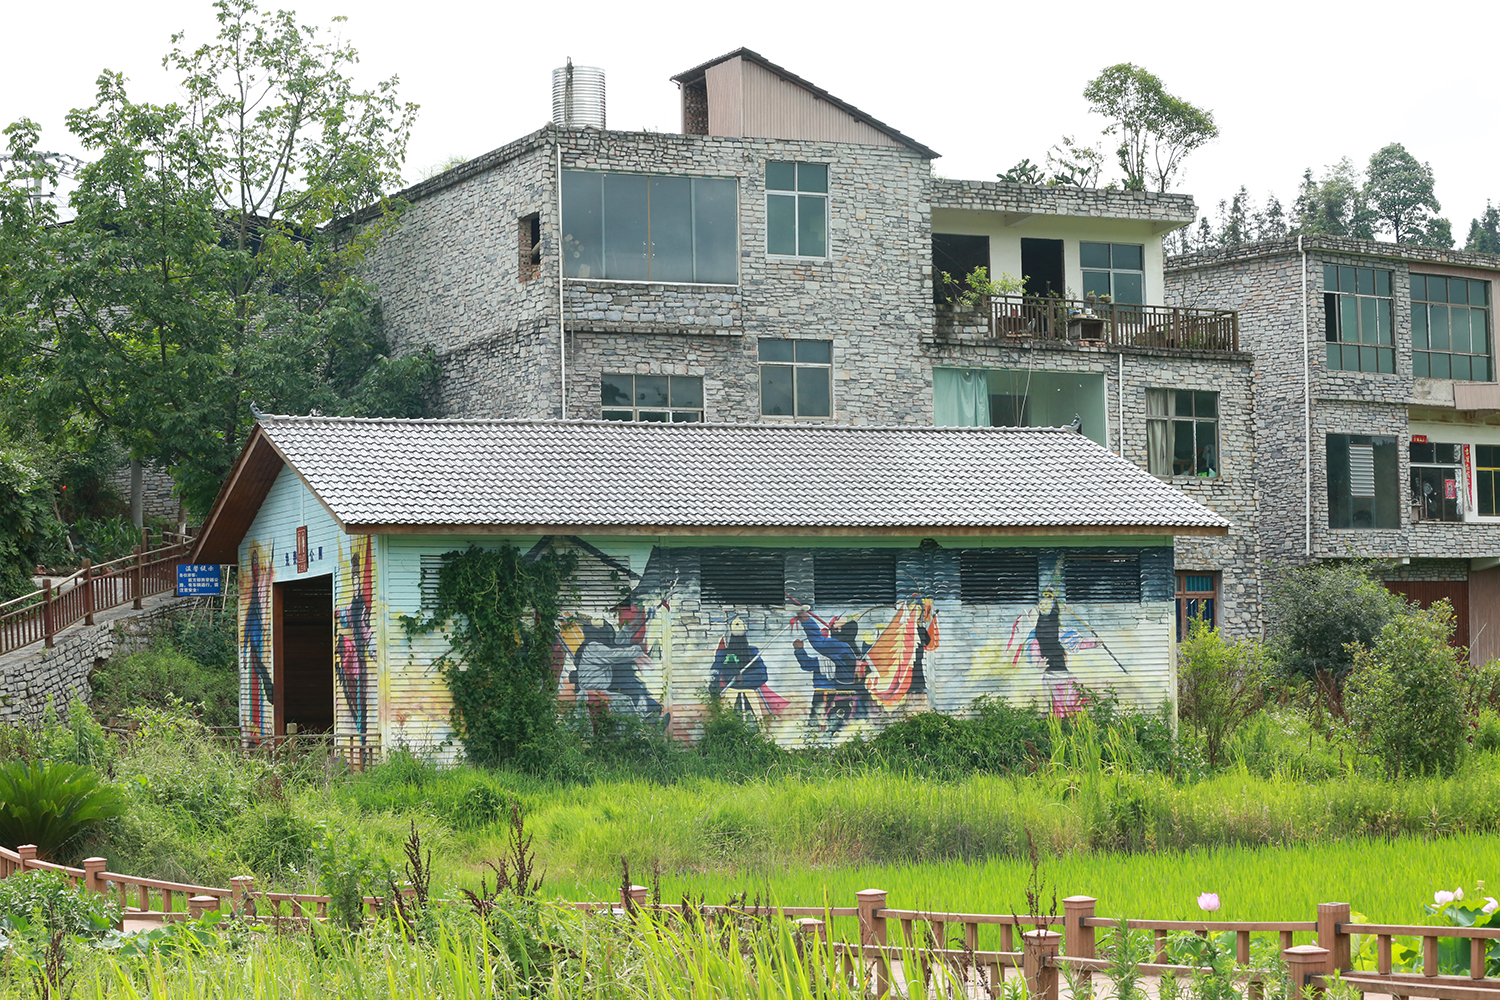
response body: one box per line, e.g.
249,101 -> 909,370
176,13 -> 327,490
1064,554 -> 1141,603
700,550 -> 785,605
959,552 -> 1040,604
814,552 -> 897,605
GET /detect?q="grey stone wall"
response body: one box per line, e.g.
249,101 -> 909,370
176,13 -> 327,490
931,178 -> 1196,224
106,463 -> 179,520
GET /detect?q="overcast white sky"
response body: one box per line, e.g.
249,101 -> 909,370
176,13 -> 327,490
5,0 -> 1497,236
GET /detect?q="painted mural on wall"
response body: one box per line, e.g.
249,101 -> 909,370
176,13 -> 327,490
548,540 -> 1174,747
239,539 -> 275,736
336,535 -> 377,738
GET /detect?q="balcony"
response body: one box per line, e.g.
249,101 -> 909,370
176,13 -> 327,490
934,295 -> 1240,353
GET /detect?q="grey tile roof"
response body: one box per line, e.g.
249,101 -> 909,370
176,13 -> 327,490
257,416 -> 1229,533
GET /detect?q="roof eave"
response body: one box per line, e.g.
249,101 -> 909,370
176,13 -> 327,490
344,522 -> 1226,538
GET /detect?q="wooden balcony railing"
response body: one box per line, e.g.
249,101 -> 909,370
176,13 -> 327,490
938,295 -> 1240,353
0,530 -> 194,658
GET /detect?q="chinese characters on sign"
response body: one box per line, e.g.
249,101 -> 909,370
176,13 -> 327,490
176,565 -> 222,596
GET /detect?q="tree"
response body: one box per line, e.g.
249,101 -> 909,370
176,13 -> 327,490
1291,160 -> 1374,238
1264,562 -> 1407,691
0,0 -> 436,516
1044,135 -> 1106,188
1364,142 -> 1450,246
1259,194 -> 1288,239
1177,617 -> 1268,768
1082,63 -> 1218,192
1466,203 -> 1500,253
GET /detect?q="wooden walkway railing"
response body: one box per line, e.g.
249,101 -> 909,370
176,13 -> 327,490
2,852 -> 1496,999
0,531 -> 194,657
938,294 -> 1240,353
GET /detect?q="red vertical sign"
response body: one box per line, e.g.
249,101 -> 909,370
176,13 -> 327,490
296,526 -> 308,573
1464,445 -> 1474,512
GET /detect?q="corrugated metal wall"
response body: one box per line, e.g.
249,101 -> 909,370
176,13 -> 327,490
730,58 -> 903,148
376,536 -> 1175,755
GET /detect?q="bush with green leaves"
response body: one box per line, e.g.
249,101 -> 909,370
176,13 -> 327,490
1346,600 -> 1465,777
1264,561 -> 1405,686
0,869 -> 120,939
0,446 -> 67,597
112,704 -> 263,830
1178,617 -> 1269,768
89,645 -> 238,728
0,760 -> 127,861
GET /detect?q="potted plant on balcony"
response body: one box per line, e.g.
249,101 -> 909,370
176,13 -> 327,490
939,267 -> 1027,334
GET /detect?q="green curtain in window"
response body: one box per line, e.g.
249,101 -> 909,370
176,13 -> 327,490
933,368 -> 992,427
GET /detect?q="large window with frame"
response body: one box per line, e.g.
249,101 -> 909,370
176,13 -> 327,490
1327,434 -> 1400,529
1146,389 -> 1218,478
759,340 -> 832,418
561,170 -> 738,284
1175,572 -> 1218,641
1412,274 -> 1493,382
1081,242 -> 1144,305
1477,445 -> 1500,517
600,374 -> 704,422
1323,265 -> 1394,373
1409,440 -> 1464,522
766,161 -> 828,258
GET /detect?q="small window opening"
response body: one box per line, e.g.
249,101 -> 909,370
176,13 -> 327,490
519,213 -> 541,281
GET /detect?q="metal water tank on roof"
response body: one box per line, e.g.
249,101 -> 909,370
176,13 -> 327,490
551,60 -> 606,129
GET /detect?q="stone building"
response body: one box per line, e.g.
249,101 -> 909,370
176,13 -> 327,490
356,48 -> 1258,641
1167,236 -> 1500,660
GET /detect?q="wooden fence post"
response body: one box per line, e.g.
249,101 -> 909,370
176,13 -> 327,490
798,917 -> 827,944
856,889 -> 889,998
82,559 -> 93,626
1023,929 -> 1062,1000
231,875 -> 254,916
1316,902 -> 1351,974
17,845 -> 37,870
1064,895 -> 1096,997
42,580 -> 53,648
620,883 -> 647,916
132,543 -> 144,610
1285,945 -> 1329,1000
188,895 -> 216,920
82,857 -> 107,894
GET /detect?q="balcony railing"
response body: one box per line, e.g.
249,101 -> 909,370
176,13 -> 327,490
937,295 -> 1239,353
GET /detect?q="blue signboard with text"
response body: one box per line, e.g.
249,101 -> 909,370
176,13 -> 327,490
177,564 -> 222,596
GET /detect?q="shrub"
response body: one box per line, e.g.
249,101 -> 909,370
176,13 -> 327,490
1346,601 -> 1466,777
231,804 -> 318,880
0,869 -> 120,938
1177,618 -> 1269,768
89,646 -> 238,728
1264,561 -> 1405,686
696,693 -> 783,774
112,705 -> 262,830
1474,710 -> 1500,754
0,760 -> 127,861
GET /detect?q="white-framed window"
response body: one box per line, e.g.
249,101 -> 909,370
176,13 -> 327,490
759,339 -> 832,418
1146,389 -> 1218,478
766,161 -> 828,258
561,170 -> 738,284
1080,242 -> 1144,304
601,374 -> 704,422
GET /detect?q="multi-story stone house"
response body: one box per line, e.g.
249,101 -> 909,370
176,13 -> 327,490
1168,237 -> 1500,660
359,48 -> 1259,640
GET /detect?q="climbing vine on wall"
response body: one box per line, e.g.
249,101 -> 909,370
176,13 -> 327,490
401,544 -> 577,767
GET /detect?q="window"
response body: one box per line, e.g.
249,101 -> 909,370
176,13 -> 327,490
815,552 -> 897,605
1146,389 -> 1218,478
701,550 -> 784,604
1064,554 -> 1141,602
1477,445 -> 1500,517
1080,242 -> 1145,305
518,213 -> 541,281
600,374 -> 703,422
1412,274 -> 1493,382
766,161 -> 828,258
1323,265 -> 1394,373
561,170 -> 737,283
1409,440 -> 1464,522
1175,572 -> 1218,641
959,552 -> 1039,604
759,340 -> 832,418
1326,434 -> 1400,529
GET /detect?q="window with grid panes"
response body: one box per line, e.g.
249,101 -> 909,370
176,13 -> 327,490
1477,446 -> 1500,517
758,340 -> 832,418
1146,389 -> 1218,478
600,374 -> 703,422
1412,274 -> 1493,382
1327,434 -> 1400,529
1323,265 -> 1394,373
1175,572 -> 1217,641
1409,441 -> 1464,522
1080,242 -> 1145,305
766,161 -> 828,258
561,170 -> 738,283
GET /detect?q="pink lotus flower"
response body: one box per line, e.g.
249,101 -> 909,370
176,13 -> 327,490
1483,897 -> 1498,915
1197,893 -> 1221,912
1435,890 -> 1456,905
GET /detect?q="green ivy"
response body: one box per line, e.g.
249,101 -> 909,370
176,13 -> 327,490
401,544 -> 577,769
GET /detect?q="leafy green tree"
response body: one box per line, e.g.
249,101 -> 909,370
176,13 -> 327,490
0,0 -> 436,516
1346,601 -> 1465,777
1258,193 -> 1288,239
1364,142 -> 1450,246
1177,617 -> 1268,768
1292,160 -> 1375,238
1045,135 -> 1106,188
1465,203 -> 1500,253
1082,63 -> 1218,192
1264,561 -> 1406,687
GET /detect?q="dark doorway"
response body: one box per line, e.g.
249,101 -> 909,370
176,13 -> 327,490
273,575 -> 335,735
932,233 -> 991,303
1021,238 -> 1065,299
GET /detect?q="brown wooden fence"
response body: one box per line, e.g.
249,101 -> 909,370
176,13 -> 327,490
2,851 -> 1495,1000
942,295 -> 1240,353
0,531 -> 195,657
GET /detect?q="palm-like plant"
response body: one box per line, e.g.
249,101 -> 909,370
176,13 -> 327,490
0,760 -> 127,861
